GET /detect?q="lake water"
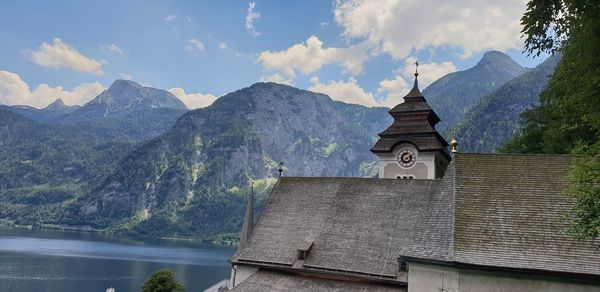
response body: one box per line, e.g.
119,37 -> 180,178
0,229 -> 235,292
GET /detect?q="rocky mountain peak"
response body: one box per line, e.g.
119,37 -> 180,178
107,79 -> 143,94
44,99 -> 69,111
475,51 -> 525,73
86,79 -> 187,112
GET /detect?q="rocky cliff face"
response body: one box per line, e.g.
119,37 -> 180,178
425,51 -> 528,132
79,79 -> 187,117
56,79 -> 188,141
450,54 -> 561,153
77,82 -> 391,237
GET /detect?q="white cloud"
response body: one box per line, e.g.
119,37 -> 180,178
246,2 -> 261,37
377,76 -> 410,107
0,70 -> 104,108
168,87 -> 217,109
376,59 -> 457,106
120,73 -> 133,80
29,38 -> 103,75
260,73 -> 294,86
257,35 -> 369,82
334,0 -> 526,59
165,15 -> 177,22
401,58 -> 457,88
186,39 -> 205,52
308,76 -> 378,107
101,43 -> 125,55
218,42 -> 227,50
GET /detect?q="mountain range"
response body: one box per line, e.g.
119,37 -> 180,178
8,79 -> 187,141
0,51 -> 559,240
425,51 -> 528,132
74,82 -> 391,237
449,54 -> 561,153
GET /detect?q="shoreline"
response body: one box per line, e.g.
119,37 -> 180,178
0,221 -> 238,247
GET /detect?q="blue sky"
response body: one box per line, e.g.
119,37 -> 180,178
0,0 -> 548,109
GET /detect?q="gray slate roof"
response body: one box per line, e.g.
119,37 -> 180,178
234,177 -> 440,277
233,152 -> 600,289
402,153 -> 600,275
232,270 -> 404,292
371,136 -> 447,153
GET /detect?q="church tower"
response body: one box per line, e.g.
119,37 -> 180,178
371,65 -> 450,179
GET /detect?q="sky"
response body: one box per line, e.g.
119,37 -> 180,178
0,0 -> 549,109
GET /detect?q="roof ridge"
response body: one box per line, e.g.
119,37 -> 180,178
449,159 -> 457,260
279,176 -> 444,182
455,152 -> 571,157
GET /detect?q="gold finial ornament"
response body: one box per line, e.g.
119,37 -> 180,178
450,137 -> 458,153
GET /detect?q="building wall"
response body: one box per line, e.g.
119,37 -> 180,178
229,265 -> 259,288
408,262 -> 600,292
408,263 -> 458,292
377,143 -> 436,179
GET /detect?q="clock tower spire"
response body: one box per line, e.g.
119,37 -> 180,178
370,65 -> 450,179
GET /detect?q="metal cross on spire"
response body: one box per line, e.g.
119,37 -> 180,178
415,60 -> 419,76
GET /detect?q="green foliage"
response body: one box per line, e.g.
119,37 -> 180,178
568,143 -> 600,239
322,143 -> 338,157
141,269 -> 185,292
1,82 -> 391,241
504,0 -> 600,239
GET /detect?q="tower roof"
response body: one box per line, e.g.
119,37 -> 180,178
371,67 -> 448,156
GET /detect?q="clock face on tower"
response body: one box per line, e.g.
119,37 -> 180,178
397,149 -> 416,168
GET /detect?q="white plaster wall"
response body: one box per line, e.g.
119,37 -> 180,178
459,270 -> 600,292
408,262 -> 459,292
230,265 -> 259,288
376,143 -> 436,179
408,262 -> 600,292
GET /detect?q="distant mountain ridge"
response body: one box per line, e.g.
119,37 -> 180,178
0,51 -> 559,240
72,82 -> 391,237
63,79 -> 187,120
5,80 -> 188,141
9,99 -> 80,123
425,51 -> 528,132
449,54 -> 561,153
43,99 -> 79,111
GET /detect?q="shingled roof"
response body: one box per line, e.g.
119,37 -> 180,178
370,73 -> 448,158
401,153 -> 600,276
233,270 -> 404,292
233,177 -> 440,279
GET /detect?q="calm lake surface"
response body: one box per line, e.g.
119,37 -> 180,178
0,229 -> 235,292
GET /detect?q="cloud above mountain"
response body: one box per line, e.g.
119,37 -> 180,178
168,87 -> 217,109
258,36 -> 369,82
309,76 -> 377,107
29,38 -> 104,75
334,0 -> 526,59
308,58 -> 457,108
0,70 -> 104,108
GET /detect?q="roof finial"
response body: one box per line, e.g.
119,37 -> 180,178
278,162 -> 284,178
404,60 -> 421,98
450,136 -> 458,154
415,60 -> 419,76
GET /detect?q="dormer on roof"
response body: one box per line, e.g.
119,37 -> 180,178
371,64 -> 450,179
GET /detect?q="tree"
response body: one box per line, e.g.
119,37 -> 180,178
502,0 -> 600,238
141,269 -> 185,292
